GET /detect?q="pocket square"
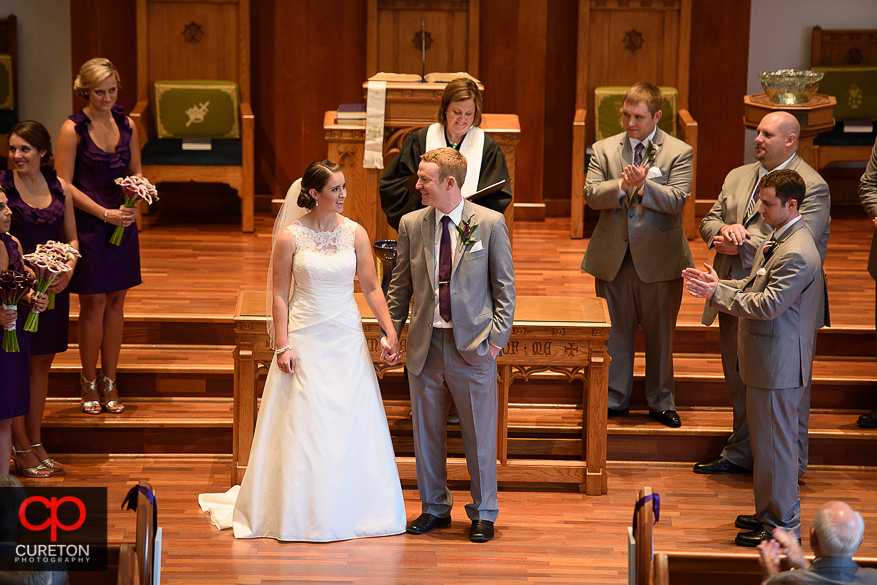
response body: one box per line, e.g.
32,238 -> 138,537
756,267 -> 767,276
647,166 -> 663,179
470,240 -> 483,252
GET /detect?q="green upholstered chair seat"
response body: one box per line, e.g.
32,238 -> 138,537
812,66 -> 877,121
141,139 -> 242,166
153,80 -> 240,139
0,109 -> 16,134
594,86 -> 679,141
814,122 -> 877,146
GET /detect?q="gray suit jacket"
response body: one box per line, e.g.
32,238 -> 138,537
767,557 -> 877,584
859,136 -> 877,280
387,200 -> 516,376
699,155 -> 831,325
711,220 -> 823,390
581,128 -> 694,283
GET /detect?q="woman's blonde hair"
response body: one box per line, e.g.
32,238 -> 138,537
74,58 -> 121,100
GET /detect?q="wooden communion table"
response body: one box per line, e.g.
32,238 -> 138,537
232,291 -> 611,495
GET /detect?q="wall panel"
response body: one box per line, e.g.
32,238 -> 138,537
68,0 -> 751,219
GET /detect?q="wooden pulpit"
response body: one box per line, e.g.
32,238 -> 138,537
324,81 -> 519,243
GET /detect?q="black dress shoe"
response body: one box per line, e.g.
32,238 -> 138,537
608,407 -> 629,417
734,514 -> 761,530
649,410 -> 681,428
735,527 -> 772,547
858,408 -> 877,428
469,520 -> 494,542
693,456 -> 749,475
406,513 -> 451,535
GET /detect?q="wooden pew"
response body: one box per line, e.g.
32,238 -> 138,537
70,480 -> 158,585
632,485 -> 877,585
664,551 -> 877,585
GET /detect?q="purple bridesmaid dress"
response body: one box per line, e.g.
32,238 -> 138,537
68,104 -> 142,295
2,167 -> 70,355
0,232 -> 30,419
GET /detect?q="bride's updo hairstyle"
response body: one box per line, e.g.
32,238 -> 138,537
297,160 -> 342,210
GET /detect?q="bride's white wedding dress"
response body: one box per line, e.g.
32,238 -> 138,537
200,217 -> 406,541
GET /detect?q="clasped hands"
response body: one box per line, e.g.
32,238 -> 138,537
620,164 -> 649,192
682,263 -> 719,300
713,223 -> 751,255
756,527 -> 810,583
380,336 -> 402,365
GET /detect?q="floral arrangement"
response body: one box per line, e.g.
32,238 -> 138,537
455,214 -> 480,252
110,176 -> 159,246
0,269 -> 36,352
23,241 -> 81,332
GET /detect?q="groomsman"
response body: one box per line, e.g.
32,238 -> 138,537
684,170 -> 824,546
694,111 -> 831,475
581,81 -> 693,427
384,148 -> 515,543
858,135 -> 877,429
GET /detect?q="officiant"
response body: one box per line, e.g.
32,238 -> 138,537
379,78 -> 513,230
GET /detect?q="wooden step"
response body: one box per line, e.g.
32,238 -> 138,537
39,391 -> 877,466
383,401 -> 877,466
67,313 -> 236,347
47,344 -> 236,398
41,397 -> 232,455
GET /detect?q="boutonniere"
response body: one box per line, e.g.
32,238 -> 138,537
455,214 -> 479,252
760,236 -> 778,267
644,141 -> 659,167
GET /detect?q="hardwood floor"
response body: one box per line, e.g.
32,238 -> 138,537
47,455 -> 877,584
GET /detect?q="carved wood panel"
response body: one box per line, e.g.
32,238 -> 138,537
367,0 -> 479,77
144,0 -> 241,88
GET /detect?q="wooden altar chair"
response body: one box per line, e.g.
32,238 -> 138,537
0,15 -> 17,167
570,0 -> 698,240
130,0 -> 254,232
810,26 -> 877,172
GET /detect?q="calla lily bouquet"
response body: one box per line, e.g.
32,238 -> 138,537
0,269 -> 37,352
110,176 -> 159,246
23,241 -> 81,332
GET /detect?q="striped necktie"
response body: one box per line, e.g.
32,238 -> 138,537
745,185 -> 760,219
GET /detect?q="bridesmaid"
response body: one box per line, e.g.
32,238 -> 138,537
2,120 -> 79,474
56,58 -> 142,415
1,186 -> 50,477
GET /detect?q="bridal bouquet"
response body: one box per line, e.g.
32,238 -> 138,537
23,241 -> 80,332
0,269 -> 36,352
110,176 -> 159,246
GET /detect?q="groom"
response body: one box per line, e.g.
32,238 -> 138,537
383,147 -> 516,543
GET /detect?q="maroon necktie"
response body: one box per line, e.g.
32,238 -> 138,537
439,215 -> 452,322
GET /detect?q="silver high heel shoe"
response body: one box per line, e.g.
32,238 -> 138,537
80,373 -> 101,415
11,447 -> 54,478
98,372 -> 125,414
30,443 -> 63,471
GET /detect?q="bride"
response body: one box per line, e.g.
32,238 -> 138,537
201,160 -> 406,541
